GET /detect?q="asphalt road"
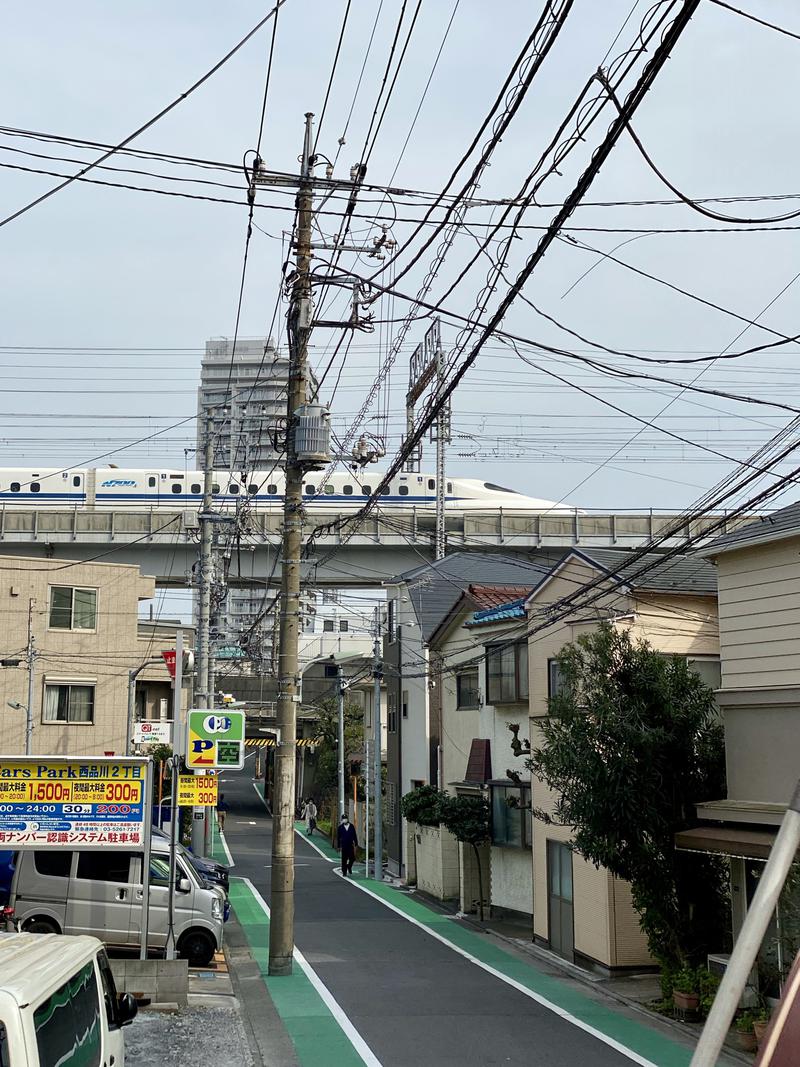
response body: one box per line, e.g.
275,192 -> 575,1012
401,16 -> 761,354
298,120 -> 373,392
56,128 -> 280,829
218,764 -> 672,1067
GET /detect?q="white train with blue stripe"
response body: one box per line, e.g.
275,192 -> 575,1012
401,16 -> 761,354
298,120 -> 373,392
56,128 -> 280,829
0,468 -> 570,512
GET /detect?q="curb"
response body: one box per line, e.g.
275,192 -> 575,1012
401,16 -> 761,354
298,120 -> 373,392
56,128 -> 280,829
457,914 -> 753,1067
224,908 -> 300,1067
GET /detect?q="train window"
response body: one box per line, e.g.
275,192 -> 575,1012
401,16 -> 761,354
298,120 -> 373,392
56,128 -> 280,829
190,483 -> 201,494
380,487 -> 389,496
484,482 -> 516,493
148,476 -> 157,488
229,484 -> 239,495
171,484 -> 182,494
267,484 -> 278,495
398,485 -> 409,496
30,483 -> 40,493
428,478 -> 435,490
248,484 -> 259,495
447,481 -> 453,493
72,475 -> 81,487
362,485 -> 371,496
10,482 -> 20,493
324,485 -> 335,495
212,483 -> 220,494
343,485 -> 353,496
305,484 -> 316,495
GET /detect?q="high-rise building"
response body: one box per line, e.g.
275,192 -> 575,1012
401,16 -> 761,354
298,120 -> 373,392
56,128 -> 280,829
197,337 -> 318,662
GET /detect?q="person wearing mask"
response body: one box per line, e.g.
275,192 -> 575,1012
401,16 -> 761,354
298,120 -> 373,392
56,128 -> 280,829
336,813 -> 358,876
302,797 -> 318,836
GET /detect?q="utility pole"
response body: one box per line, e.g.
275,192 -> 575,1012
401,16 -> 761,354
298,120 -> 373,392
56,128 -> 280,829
25,598 -> 36,756
372,606 -> 383,881
336,665 -> 346,820
269,112 -> 315,977
193,408 -> 215,854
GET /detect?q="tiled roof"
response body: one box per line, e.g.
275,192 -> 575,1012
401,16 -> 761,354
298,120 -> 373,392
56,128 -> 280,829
698,501 -> 800,557
468,585 -> 532,610
558,548 -> 717,595
468,596 -> 528,627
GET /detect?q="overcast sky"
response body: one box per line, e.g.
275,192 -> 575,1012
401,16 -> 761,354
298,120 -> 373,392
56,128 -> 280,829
2,0 -> 800,522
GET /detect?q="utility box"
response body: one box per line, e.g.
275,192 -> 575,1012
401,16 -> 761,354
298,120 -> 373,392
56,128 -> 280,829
294,403 -> 331,468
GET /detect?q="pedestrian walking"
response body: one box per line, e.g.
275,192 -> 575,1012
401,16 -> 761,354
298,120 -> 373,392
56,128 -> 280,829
216,792 -> 229,832
336,813 -> 358,877
302,798 -> 318,836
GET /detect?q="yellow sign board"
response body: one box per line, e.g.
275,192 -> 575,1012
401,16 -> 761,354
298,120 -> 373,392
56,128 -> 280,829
177,775 -> 218,808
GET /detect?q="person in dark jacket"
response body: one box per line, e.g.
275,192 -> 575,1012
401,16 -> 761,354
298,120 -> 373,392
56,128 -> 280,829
336,814 -> 358,876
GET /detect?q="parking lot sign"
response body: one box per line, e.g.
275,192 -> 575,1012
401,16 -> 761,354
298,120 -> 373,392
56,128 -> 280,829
186,709 -> 245,770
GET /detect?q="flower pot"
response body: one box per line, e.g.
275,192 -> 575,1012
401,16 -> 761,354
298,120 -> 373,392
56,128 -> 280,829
753,1019 -> 769,1045
735,1030 -> 757,1053
673,990 -> 700,1012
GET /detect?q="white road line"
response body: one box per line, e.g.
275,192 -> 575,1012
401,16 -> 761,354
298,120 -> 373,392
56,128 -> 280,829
341,876 -> 660,1067
240,877 -> 383,1067
215,826 -> 234,867
252,781 -> 270,811
294,827 -> 337,864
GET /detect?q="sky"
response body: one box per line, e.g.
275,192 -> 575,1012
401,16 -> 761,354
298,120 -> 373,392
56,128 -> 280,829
2,0 -> 800,530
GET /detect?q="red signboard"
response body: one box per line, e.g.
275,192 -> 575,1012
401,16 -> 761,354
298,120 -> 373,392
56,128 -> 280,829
162,649 -> 177,679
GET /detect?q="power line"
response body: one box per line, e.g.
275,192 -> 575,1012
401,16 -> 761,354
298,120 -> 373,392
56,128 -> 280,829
0,0 -> 288,230
708,0 -> 800,44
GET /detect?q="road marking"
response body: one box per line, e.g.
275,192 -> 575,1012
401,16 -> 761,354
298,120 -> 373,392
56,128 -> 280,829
240,877 -> 383,1067
252,781 -> 270,811
294,827 -> 337,864
215,827 -> 234,866
340,875 -> 663,1067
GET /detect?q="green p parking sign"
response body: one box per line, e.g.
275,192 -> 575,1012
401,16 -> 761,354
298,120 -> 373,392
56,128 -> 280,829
186,709 -> 245,770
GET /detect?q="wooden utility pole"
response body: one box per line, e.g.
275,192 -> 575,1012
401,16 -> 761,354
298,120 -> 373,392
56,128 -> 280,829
269,112 -> 315,976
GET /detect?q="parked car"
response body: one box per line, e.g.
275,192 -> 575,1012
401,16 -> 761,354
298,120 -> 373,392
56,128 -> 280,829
0,932 -> 137,1066
151,826 -> 229,893
9,841 -> 224,967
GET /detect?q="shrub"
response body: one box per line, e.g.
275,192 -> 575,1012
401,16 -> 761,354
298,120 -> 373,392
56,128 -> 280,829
400,785 -> 447,827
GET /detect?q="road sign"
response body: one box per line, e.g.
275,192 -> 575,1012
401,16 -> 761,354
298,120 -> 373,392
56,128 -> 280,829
176,775 -> 218,807
133,720 -> 171,745
186,709 -> 245,770
0,756 -> 149,848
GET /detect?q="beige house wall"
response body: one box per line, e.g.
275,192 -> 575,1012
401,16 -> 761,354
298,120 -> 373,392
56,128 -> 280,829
527,554 -> 719,969
0,556 -> 158,756
714,538 -> 800,690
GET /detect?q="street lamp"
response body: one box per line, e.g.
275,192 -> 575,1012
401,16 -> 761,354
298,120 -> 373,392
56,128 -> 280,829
7,700 -> 31,756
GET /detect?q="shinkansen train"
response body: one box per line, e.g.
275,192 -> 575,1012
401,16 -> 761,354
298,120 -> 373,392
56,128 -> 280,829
0,468 -> 570,512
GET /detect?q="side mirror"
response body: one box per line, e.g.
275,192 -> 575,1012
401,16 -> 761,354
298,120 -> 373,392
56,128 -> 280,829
118,992 -> 138,1026
177,877 -> 191,894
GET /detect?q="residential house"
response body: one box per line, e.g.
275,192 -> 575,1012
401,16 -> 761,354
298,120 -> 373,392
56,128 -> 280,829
0,556 -> 188,756
526,548 -> 720,972
433,585 -> 534,920
685,503 -> 800,986
383,550 -> 563,876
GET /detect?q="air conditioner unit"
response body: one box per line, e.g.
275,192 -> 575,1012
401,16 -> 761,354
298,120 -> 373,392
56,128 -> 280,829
707,953 -> 730,978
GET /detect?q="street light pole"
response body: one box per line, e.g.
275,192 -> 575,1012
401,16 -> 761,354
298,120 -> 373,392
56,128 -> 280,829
373,606 -> 383,881
25,598 -> 36,756
337,665 -> 346,820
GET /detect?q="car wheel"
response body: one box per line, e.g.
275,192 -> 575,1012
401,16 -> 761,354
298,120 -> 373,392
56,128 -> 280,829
178,929 -> 215,967
22,917 -> 60,934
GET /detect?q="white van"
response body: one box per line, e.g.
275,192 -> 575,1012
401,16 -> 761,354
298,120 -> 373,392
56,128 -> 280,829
10,840 -> 224,966
0,932 -> 137,1067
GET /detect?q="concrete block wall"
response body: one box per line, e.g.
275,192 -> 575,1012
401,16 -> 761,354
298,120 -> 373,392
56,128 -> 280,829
459,841 -> 490,915
110,959 -> 188,1006
414,824 -> 459,901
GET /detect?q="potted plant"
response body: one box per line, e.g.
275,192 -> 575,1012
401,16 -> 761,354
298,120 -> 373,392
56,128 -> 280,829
672,967 -> 700,1013
735,1011 -> 757,1052
753,1005 -> 771,1046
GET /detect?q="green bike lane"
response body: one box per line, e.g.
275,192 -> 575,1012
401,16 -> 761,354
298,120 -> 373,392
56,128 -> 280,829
212,770 -> 711,1067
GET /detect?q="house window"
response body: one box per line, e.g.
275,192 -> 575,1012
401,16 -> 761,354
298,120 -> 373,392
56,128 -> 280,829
49,587 -> 97,630
456,668 -> 480,709
688,657 -> 721,691
486,642 -> 528,704
388,693 -> 397,733
402,690 -> 408,718
323,619 -> 335,632
387,599 -> 396,643
491,783 -> 532,848
548,659 -> 567,701
43,683 -> 95,724
339,620 -> 349,632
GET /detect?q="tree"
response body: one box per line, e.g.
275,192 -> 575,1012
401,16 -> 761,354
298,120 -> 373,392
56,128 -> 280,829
440,795 -> 491,921
527,623 -> 728,968
400,785 -> 446,827
312,697 -> 365,819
